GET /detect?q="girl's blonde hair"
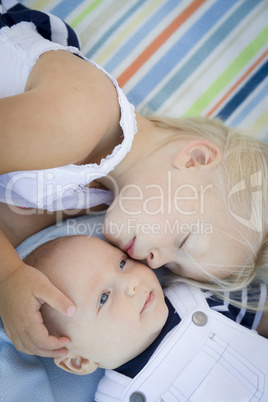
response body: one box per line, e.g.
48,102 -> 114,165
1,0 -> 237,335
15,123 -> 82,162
146,115 -> 268,311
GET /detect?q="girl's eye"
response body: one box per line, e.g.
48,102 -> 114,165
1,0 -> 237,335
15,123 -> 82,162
120,259 -> 126,271
99,292 -> 109,308
177,233 -> 190,250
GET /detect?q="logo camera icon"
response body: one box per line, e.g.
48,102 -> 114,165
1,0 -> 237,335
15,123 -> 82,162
228,171 -> 262,233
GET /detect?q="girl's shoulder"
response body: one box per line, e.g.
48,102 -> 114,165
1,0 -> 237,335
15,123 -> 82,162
1,49 -> 126,174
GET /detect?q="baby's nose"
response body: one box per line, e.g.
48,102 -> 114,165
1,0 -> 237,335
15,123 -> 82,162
124,273 -> 140,296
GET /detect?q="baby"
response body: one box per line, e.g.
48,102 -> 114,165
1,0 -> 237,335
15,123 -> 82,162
25,234 -> 268,401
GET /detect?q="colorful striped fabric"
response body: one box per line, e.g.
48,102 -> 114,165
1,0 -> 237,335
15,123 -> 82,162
21,0 -> 268,140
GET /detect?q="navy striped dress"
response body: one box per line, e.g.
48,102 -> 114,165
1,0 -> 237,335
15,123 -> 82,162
0,0 -> 79,48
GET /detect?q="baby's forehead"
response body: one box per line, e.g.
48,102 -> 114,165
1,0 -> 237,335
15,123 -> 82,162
57,235 -> 114,254
73,235 -> 112,249
55,236 -> 119,273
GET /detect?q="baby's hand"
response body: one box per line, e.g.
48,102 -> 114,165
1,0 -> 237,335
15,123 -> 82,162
0,262 -> 76,357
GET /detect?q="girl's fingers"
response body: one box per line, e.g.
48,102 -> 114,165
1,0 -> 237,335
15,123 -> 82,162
36,278 -> 76,317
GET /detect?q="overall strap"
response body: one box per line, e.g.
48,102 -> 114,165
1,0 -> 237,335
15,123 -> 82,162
96,283 -> 268,401
165,282 -> 209,318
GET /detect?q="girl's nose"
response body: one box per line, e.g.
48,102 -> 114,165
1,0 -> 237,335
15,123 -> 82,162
146,248 -> 167,269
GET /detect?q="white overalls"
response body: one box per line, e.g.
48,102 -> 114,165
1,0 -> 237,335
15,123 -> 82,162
95,283 -> 268,402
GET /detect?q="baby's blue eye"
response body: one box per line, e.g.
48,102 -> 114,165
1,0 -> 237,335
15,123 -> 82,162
120,259 -> 126,271
100,292 -> 109,308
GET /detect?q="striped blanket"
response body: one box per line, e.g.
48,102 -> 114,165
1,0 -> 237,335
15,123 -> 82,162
21,0 -> 268,140
1,1 -> 267,401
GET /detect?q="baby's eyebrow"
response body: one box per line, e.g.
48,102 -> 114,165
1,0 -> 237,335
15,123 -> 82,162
79,281 -> 101,317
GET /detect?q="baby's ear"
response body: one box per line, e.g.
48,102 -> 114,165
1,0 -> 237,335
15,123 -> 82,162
173,140 -> 222,170
54,356 -> 99,375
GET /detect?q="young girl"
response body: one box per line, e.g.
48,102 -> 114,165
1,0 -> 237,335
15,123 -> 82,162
103,115 -> 268,301
0,0 -> 267,358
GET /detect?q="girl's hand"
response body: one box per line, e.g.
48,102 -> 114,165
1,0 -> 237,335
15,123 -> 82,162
0,262 -> 76,357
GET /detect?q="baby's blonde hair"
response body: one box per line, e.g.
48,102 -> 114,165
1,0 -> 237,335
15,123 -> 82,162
146,115 -> 268,311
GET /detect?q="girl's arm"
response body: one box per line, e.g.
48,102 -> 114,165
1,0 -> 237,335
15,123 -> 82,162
0,230 -> 76,356
0,50 -> 119,355
0,50 -> 120,174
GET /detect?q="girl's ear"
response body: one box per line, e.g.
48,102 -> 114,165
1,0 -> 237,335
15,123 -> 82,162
54,356 -> 99,375
173,140 -> 222,170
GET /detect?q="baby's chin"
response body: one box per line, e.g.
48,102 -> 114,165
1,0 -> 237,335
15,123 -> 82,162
103,339 -> 152,370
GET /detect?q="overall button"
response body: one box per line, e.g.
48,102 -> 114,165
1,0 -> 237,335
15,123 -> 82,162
192,311 -> 208,326
129,391 -> 146,402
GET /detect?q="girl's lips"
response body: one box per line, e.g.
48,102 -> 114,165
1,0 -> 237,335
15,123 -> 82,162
123,237 -> 136,257
140,291 -> 154,314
